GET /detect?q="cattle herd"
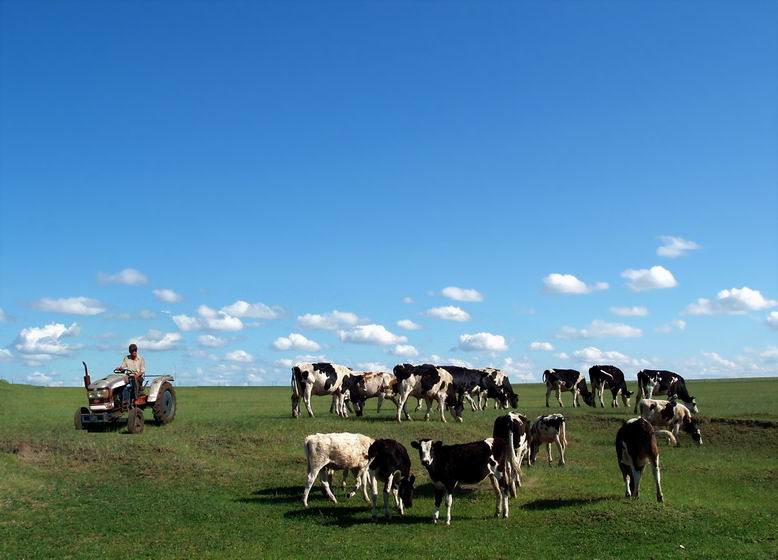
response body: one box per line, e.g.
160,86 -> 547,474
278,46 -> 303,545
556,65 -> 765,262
291,363 -> 702,524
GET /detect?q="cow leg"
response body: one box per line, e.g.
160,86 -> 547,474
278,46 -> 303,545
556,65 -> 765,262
632,466 -> 643,500
652,457 -> 664,503
488,472 -> 503,518
304,383 -> 315,418
319,470 -> 338,503
621,393 -> 630,408
291,393 -> 300,418
376,393 -> 384,413
414,397 -> 423,412
383,472 -> 394,519
573,389 -> 579,408
433,486 -> 444,524
555,435 -> 565,466
329,394 -> 337,414
369,471 -> 379,521
464,393 -> 477,411
396,388 -> 411,422
438,394 -> 448,423
620,464 -> 632,498
672,424 -> 681,447
545,385 -> 551,407
303,462 -> 326,507
599,383 -> 606,407
423,397 -> 434,421
444,491 -> 453,526
556,385 -> 564,408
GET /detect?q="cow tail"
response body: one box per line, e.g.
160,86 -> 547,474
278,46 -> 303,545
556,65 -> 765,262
507,429 -> 520,479
304,437 -> 313,474
560,418 -> 568,448
291,366 -> 302,397
542,370 -> 547,384
655,429 -> 677,446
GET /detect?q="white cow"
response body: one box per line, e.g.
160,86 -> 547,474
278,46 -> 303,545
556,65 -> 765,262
302,432 -> 374,507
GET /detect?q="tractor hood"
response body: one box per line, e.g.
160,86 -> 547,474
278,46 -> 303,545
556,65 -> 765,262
88,374 -> 127,391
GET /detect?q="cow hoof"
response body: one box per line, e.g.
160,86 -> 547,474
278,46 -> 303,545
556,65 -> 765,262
457,418 -> 463,423
445,520 -> 451,526
346,491 -> 356,499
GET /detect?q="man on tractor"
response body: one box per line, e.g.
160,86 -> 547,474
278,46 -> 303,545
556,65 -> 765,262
115,343 -> 145,401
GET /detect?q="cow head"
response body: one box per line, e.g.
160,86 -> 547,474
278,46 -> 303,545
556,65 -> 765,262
683,417 -> 703,445
411,439 -> 439,467
399,474 -> 415,508
528,439 -> 541,465
583,392 -> 596,407
688,397 -> 699,414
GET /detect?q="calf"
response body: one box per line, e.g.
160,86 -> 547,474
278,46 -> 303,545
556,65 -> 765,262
302,432 -> 374,507
411,435 -> 516,524
635,370 -> 698,413
393,364 -> 454,423
366,439 -> 415,521
291,363 -> 352,418
638,398 -> 702,446
589,365 -> 633,408
543,369 -> 595,408
615,417 -> 676,502
492,413 -> 530,495
340,372 -> 400,417
529,414 -> 568,466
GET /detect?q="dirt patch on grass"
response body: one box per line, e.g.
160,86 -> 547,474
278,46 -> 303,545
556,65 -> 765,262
588,415 -> 778,429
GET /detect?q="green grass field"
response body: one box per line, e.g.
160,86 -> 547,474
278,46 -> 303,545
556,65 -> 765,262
2,378 -> 777,559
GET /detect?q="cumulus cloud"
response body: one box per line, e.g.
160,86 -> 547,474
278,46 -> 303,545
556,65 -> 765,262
621,266 -> 677,291
221,300 -> 283,320
656,320 -> 687,333
15,322 -> 80,356
441,287 -> 483,302
702,351 -> 737,371
272,333 -> 322,352
138,309 -> 156,320
768,311 -> 778,329
172,305 -> 244,332
572,346 -> 654,368
556,320 -> 642,339
391,344 -> 419,357
397,319 -> 421,331
458,332 -> 508,352
357,362 -> 389,372
26,371 -> 63,387
657,236 -> 702,258
198,334 -> 228,348
153,289 -> 183,303
402,297 -> 414,305
35,297 -> 106,316
0,348 -> 12,360
338,324 -> 407,346
297,310 -> 359,330
543,273 -> 608,294
610,306 -> 649,317
132,330 -> 182,351
500,357 -> 536,382
425,306 -> 471,322
97,268 -> 148,285
529,341 -> 554,351
225,350 -> 254,363
685,287 -> 777,315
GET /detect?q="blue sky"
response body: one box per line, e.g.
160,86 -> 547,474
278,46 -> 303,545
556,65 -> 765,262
1,1 -> 776,386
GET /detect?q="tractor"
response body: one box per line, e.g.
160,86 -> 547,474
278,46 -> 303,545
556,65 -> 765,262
74,361 -> 176,434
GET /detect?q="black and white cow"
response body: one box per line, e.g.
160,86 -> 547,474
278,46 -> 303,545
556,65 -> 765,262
366,439 -> 415,521
635,370 -> 698,414
638,398 -> 702,446
589,365 -> 634,408
291,363 -> 352,418
392,364 -> 454,423
492,413 -> 530,495
615,417 -> 676,502
543,369 -> 595,408
478,368 -> 519,410
529,414 -> 568,466
340,372 -> 400,417
411,435 -> 515,524
440,366 -> 517,411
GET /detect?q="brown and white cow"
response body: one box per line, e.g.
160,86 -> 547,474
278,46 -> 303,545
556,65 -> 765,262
392,364 -> 454,423
529,413 -> 568,466
615,417 -> 676,502
302,432 -> 374,507
543,369 -> 595,408
291,363 -> 353,418
339,371 -> 401,417
638,398 -> 702,446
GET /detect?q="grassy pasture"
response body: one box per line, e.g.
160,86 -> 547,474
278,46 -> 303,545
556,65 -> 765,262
1,377 -> 777,559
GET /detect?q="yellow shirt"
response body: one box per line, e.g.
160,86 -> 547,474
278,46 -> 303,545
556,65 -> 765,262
118,355 -> 145,374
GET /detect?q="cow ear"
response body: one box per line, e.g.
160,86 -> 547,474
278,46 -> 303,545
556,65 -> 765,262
434,441 -> 443,448
410,440 -> 420,449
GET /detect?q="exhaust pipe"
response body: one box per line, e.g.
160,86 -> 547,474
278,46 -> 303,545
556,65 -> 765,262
82,361 -> 91,389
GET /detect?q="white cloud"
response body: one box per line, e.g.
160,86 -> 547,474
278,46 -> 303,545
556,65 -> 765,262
204,314 -> 243,331
172,314 -> 201,331
529,341 -> 554,351
702,351 -> 737,371
402,297 -> 414,305
430,355 -> 474,368
221,300 -> 283,319
655,319 -> 687,333
35,297 -> 106,316
225,350 -> 254,363
501,357 -> 536,382
272,333 -> 322,352
15,322 -> 80,356
132,330 -> 182,351
768,311 -> 778,329
458,332 -> 508,352
0,308 -> 6,322
97,268 -> 148,285
172,307 -> 244,332
391,344 -> 419,357
338,324 -> 407,346
441,286 -> 483,302
0,348 -> 12,360
198,334 -> 228,348
297,310 -> 359,330
543,273 -> 608,294
26,371 -> 62,387
397,319 -> 421,331
621,266 -> 677,291
153,289 -> 183,303
610,306 -> 649,317
685,287 -> 777,315
138,309 -> 156,320
657,236 -> 702,258
572,346 -> 653,368
357,362 -> 389,372
761,346 -> 778,361
425,306 -> 471,322
556,320 -> 642,339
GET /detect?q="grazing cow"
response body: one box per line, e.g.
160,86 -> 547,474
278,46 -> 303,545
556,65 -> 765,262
392,364 -> 454,423
366,439 -> 415,521
492,413 -> 530,495
638,398 -> 702,446
635,370 -> 698,413
411,435 -> 516,524
589,365 -> 633,408
340,372 -> 400,417
615,417 -> 676,502
478,369 -> 519,411
302,432 -> 374,507
543,369 -> 595,408
291,363 -> 352,418
440,366 -> 517,411
529,414 -> 568,466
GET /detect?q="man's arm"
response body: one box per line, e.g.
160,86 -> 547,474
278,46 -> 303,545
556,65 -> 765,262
139,356 -> 146,375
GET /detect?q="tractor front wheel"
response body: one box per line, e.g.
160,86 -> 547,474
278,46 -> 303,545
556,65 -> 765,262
74,407 -> 89,430
127,408 -> 144,434
153,382 -> 176,425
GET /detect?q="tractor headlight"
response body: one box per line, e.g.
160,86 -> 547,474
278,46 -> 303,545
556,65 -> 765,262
98,389 -> 109,398
88,390 -> 99,399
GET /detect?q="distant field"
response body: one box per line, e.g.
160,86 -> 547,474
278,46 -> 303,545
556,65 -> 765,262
1,377 -> 777,559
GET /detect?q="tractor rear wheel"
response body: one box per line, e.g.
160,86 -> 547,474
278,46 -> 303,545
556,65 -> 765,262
127,408 -> 144,434
153,382 -> 176,425
74,407 -> 89,430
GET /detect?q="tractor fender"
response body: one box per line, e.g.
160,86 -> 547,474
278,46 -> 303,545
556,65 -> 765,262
147,375 -> 175,403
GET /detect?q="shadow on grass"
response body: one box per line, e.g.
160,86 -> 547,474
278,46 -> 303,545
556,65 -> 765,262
521,496 -> 614,510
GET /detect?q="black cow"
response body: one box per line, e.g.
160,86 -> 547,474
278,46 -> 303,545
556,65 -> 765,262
441,366 -> 516,411
635,370 -> 698,413
589,365 -> 634,408
411,436 -> 514,524
492,413 -> 529,494
366,439 -> 415,521
543,368 -> 595,408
